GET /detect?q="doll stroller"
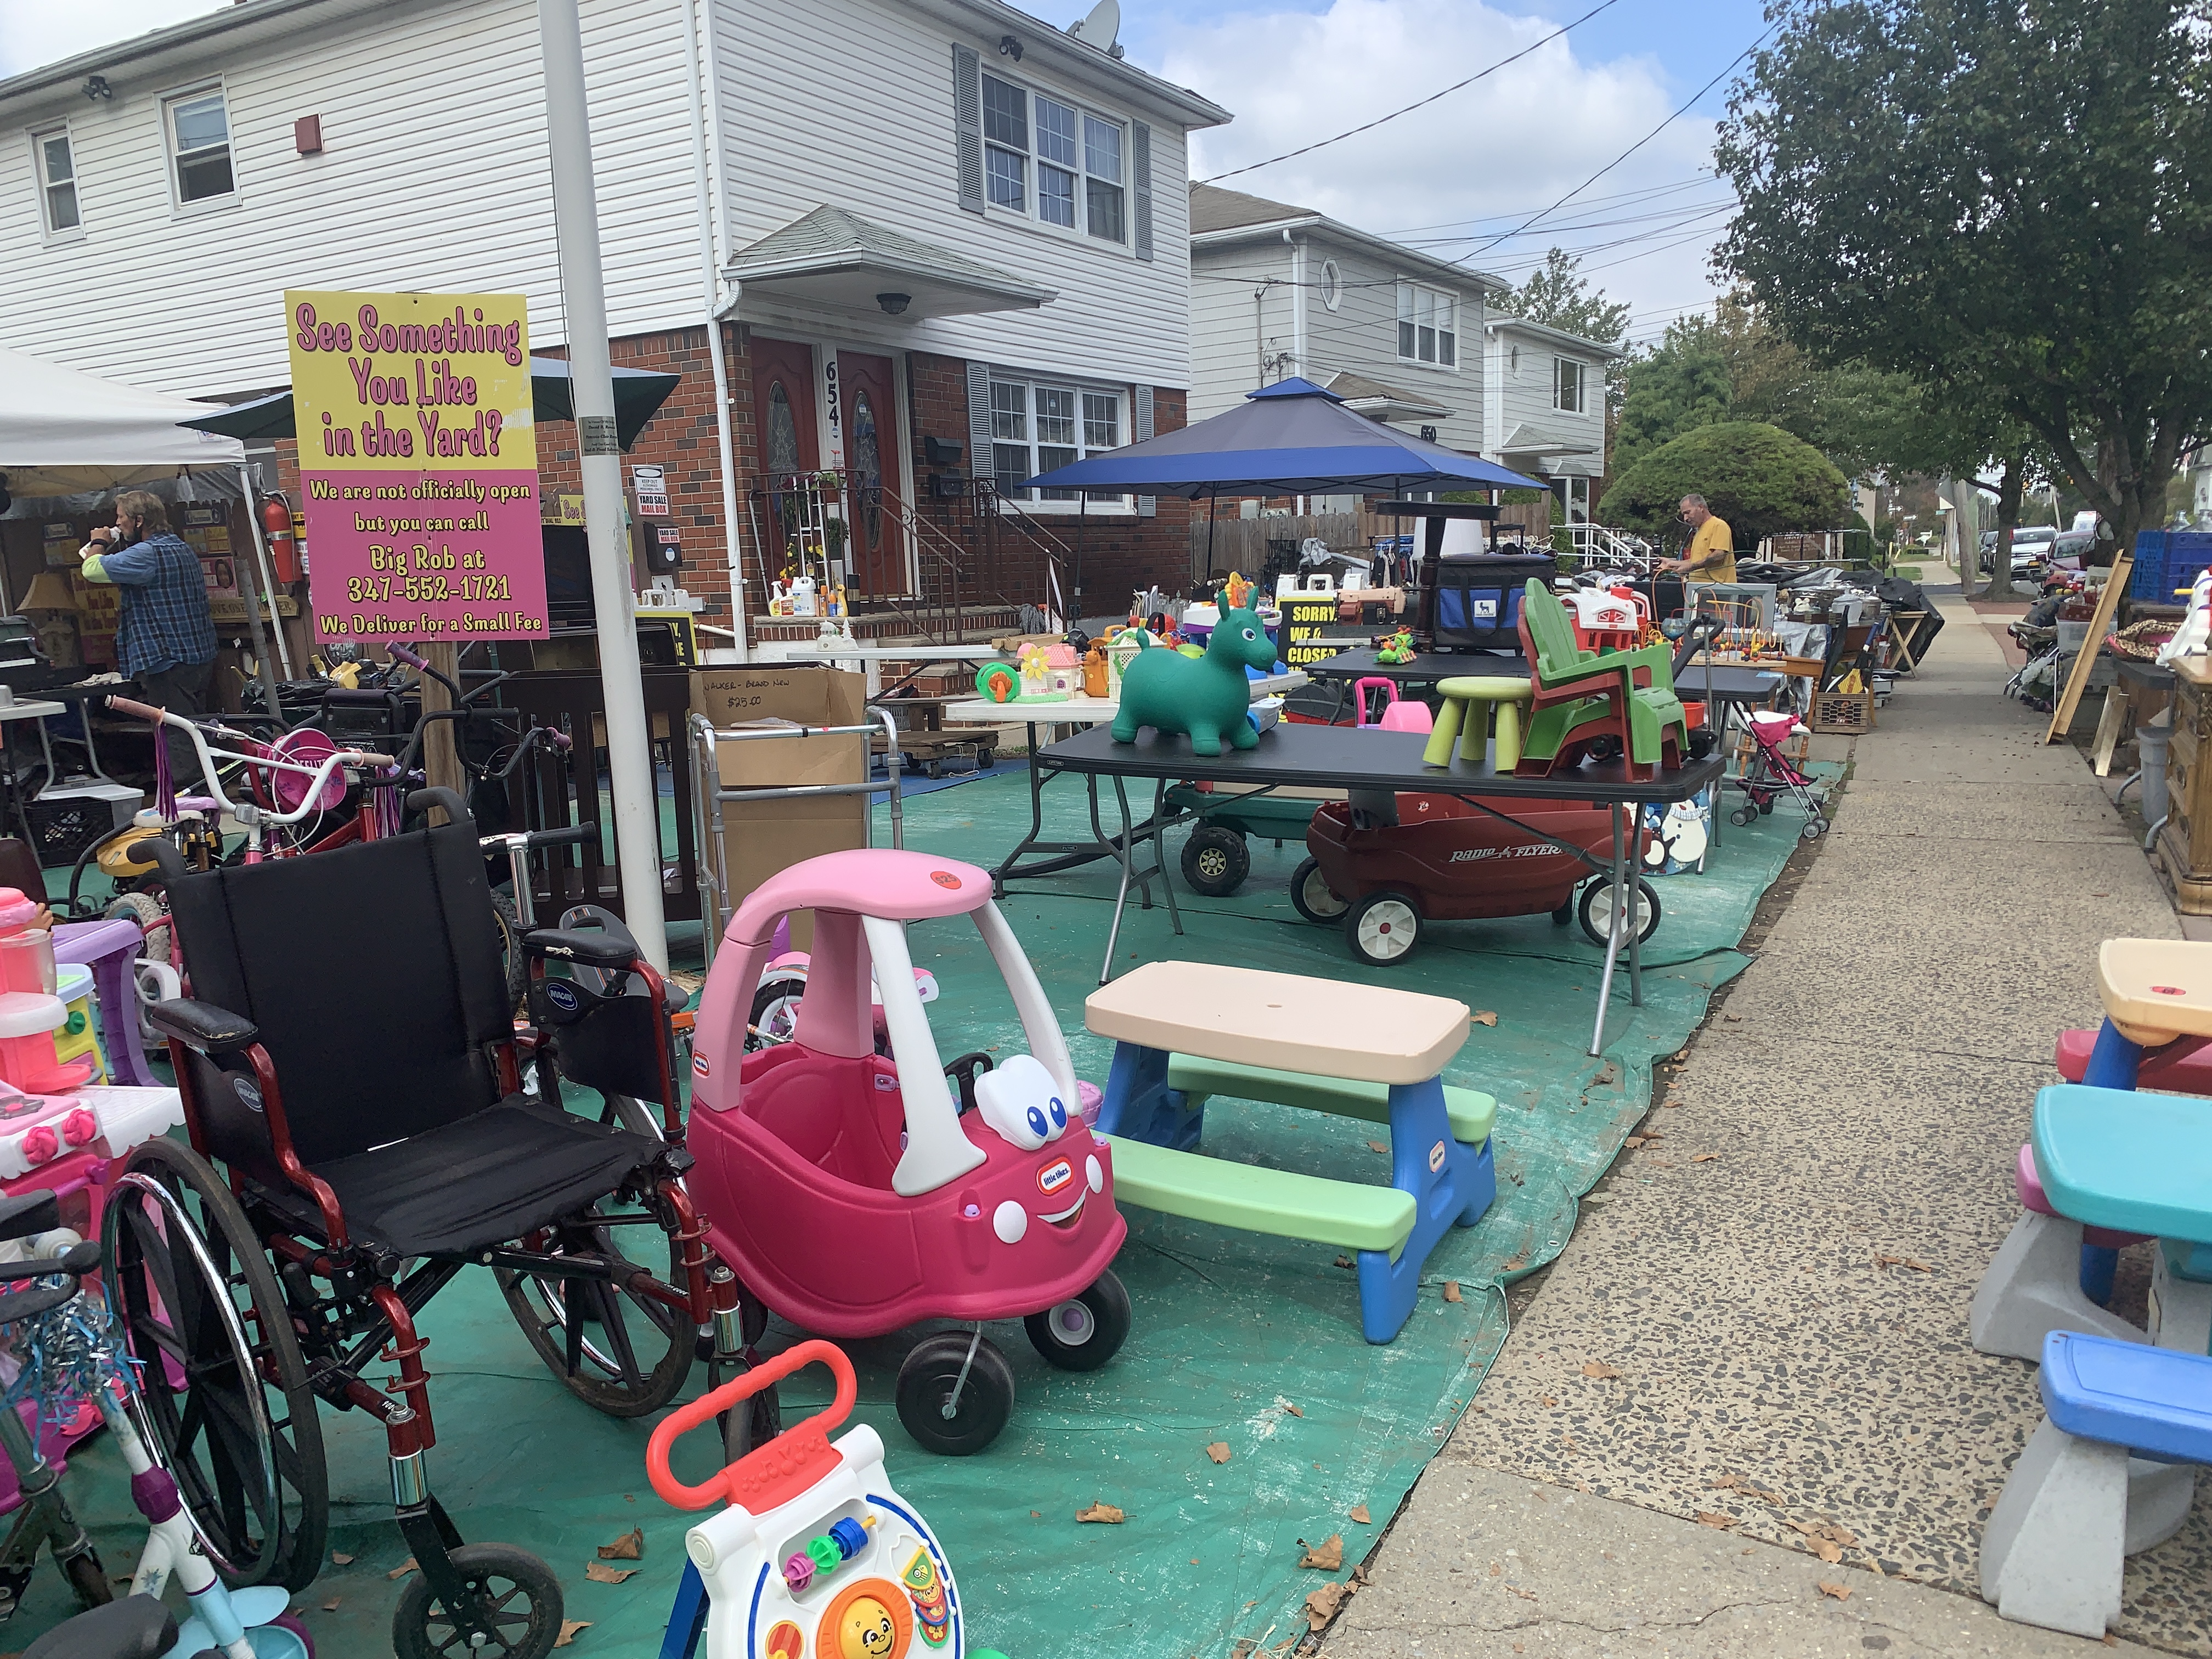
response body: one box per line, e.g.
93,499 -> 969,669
1729,712 -> 1829,839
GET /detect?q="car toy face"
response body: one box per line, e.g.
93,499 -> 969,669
973,1053 -> 1070,1152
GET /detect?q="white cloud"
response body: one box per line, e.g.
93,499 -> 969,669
0,0 -> 227,80
1156,0 -> 1733,339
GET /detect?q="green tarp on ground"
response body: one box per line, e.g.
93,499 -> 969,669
17,768 -> 1818,1657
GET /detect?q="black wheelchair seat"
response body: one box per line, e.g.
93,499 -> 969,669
251,1096 -> 669,1259
25,1595 -> 178,1659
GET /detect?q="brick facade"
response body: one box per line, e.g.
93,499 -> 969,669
284,328 -> 1193,645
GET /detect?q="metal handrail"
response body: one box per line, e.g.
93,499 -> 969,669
687,707 -> 904,972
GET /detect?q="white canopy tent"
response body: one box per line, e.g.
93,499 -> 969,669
0,345 -> 247,494
0,345 -> 290,693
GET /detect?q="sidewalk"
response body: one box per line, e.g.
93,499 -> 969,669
1330,584 -> 2198,1657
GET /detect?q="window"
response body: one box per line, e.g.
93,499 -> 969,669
1555,358 -> 1585,413
979,71 -> 1127,244
990,375 -> 1128,507
32,127 -> 78,235
1396,283 -> 1457,368
1318,258 -> 1342,312
165,88 -> 234,204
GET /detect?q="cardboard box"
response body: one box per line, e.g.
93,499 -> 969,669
702,796 -> 865,951
690,666 -> 867,787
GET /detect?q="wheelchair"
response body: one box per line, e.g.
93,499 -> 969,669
99,790 -> 744,1659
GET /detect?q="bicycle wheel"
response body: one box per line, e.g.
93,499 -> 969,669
103,1139 -> 328,1590
488,890 -> 529,1017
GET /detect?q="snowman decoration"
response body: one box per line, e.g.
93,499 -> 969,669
1644,796 -> 1710,874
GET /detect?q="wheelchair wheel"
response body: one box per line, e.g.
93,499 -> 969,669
103,1138 -> 328,1591
488,890 -> 529,1016
392,1543 -> 562,1659
496,1207 -> 694,1417
707,1352 -> 782,1465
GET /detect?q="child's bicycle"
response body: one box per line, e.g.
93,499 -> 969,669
0,1188 -> 308,1658
645,1341 -> 1007,1659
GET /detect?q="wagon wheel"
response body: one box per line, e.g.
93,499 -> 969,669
496,1207 -> 694,1417
101,1138 -> 329,1591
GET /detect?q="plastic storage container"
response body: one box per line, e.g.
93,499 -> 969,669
2129,531 -> 2212,602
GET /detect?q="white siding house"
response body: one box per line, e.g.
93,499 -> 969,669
0,0 -> 1230,625
1188,184 -> 1623,522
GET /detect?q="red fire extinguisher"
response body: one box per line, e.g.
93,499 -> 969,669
261,494 -> 302,585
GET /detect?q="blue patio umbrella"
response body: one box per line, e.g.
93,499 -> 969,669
1020,377 -> 1545,497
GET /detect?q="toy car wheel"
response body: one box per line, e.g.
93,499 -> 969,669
1181,825 -> 1250,897
1346,890 -> 1421,966
1289,857 -> 1348,924
1025,1268 -> 1131,1373
1550,898 -> 1574,926
1729,805 -> 1756,827
1577,876 -> 1662,947
746,973 -> 807,1050
393,1543 -> 563,1659
1802,816 -> 1829,840
977,748 -> 996,769
896,1331 -> 1016,1456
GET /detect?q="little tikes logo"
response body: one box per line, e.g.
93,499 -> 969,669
692,1053 -> 710,1077
930,870 -> 962,890
1036,1158 -> 1074,1198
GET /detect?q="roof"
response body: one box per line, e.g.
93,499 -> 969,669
1497,420 -> 1598,458
1486,314 -> 1627,362
1317,369 -> 1452,423
0,0 -> 1233,129
724,205 -> 1053,318
1188,183 -> 1508,297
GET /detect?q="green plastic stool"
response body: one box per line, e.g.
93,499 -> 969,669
1426,675 -> 1534,769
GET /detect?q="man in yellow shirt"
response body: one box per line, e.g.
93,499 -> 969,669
1661,494 -> 1735,588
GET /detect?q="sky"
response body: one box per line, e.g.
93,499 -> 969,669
0,0 -> 1764,347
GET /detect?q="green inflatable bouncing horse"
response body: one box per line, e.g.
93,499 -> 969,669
1111,595 -> 1279,755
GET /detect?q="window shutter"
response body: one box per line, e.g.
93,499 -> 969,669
953,46 -> 984,214
967,361 -> 995,489
1132,121 -> 1154,261
1134,385 -> 1156,517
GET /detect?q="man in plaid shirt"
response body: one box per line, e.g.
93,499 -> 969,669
80,489 -> 219,779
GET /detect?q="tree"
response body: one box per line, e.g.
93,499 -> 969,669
1506,249 -> 1632,353
1597,421 -> 1850,546
1613,318 -> 1732,474
1714,0 -> 2212,565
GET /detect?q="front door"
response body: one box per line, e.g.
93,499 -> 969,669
834,351 -> 910,596
750,338 -> 820,585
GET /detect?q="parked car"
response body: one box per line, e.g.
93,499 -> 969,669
1981,524 -> 2058,575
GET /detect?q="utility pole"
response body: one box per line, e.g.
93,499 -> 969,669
538,0 -> 668,969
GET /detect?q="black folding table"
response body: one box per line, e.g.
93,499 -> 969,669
1034,723 -> 1724,1054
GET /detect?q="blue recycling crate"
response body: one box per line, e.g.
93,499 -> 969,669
2130,530 -> 2212,602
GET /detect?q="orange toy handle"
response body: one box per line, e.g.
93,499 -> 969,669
646,1340 -> 856,1511
105,695 -> 166,723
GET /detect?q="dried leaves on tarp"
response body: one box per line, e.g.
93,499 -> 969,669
388,1558 -> 419,1581
330,1552 -> 354,1566
1471,1011 -> 1499,1027
1300,1533 -> 1344,1571
584,1561 -> 637,1584
1349,1504 -> 1371,1524
1442,1281 -> 1463,1304
554,1619 -> 592,1647
1305,1580 -> 1353,1630
1366,1141 -> 1390,1154
1076,1502 -> 1125,1524
597,1527 -> 644,1561
1206,1442 -> 1232,1464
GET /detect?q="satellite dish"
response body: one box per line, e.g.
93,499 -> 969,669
1068,0 -> 1120,51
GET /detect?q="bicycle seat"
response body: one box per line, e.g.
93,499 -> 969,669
0,1189 -> 59,1243
24,1593 -> 178,1659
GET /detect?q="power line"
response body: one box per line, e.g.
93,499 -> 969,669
1198,0 -> 1628,186
1377,174 -> 1721,238
1447,28 -> 1772,266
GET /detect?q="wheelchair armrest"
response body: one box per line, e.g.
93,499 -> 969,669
147,997 -> 261,1055
524,928 -> 637,970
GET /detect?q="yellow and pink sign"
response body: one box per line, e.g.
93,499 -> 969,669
286,287 -> 548,641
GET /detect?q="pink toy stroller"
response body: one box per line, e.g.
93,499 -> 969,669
686,848 -> 1128,1457
1728,712 -> 1829,839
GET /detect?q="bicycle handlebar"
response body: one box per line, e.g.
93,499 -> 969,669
480,822 -> 598,851
0,1238 -> 102,1286
105,696 -> 394,823
646,1340 -> 855,1511
387,644 -> 427,671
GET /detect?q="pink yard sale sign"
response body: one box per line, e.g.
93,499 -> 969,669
286,288 -> 549,641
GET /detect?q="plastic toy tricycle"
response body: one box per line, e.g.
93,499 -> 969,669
1293,793 -> 1659,967
648,1341 -> 1004,1659
687,850 -> 1128,1455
